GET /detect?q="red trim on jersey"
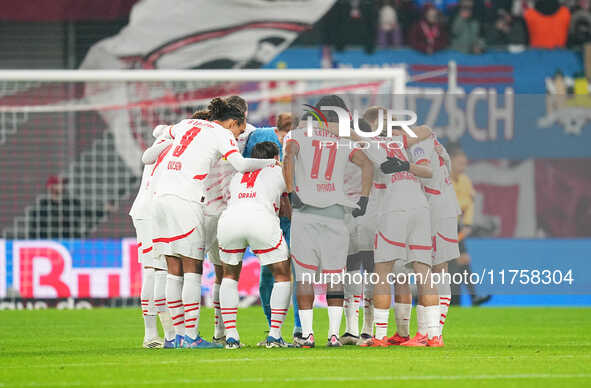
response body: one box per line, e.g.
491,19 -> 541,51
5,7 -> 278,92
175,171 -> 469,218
153,227 -> 195,244
219,247 -> 246,254
378,232 -> 406,247
403,135 -> 408,149
193,173 -> 208,180
142,246 -> 153,254
374,183 -> 387,189
409,244 -> 432,250
168,125 -> 174,139
290,254 -> 318,271
252,235 -> 283,254
437,232 -> 458,243
322,267 -> 345,274
137,242 -> 142,247
223,149 -> 238,159
424,187 -> 441,195
286,138 -> 299,145
349,148 -> 360,161
439,155 -> 445,166
415,158 -> 429,165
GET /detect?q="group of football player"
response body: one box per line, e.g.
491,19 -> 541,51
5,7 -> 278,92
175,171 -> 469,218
130,93 -> 460,350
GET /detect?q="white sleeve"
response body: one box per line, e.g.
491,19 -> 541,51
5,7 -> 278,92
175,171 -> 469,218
226,152 -> 276,172
142,137 -> 172,164
215,128 -> 241,159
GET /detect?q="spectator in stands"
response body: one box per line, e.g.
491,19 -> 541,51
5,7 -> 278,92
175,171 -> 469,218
450,0 -> 485,53
485,8 -> 528,47
408,5 -> 449,53
524,0 -> 571,48
414,0 -> 458,14
28,175 -> 113,239
569,0 -> 591,46
377,0 -> 403,48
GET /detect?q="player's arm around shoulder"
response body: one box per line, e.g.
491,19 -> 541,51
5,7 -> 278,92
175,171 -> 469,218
405,125 -> 432,147
282,136 -> 299,193
409,139 -> 433,179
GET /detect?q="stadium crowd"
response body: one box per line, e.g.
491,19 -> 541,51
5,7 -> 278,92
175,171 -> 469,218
319,0 -> 590,54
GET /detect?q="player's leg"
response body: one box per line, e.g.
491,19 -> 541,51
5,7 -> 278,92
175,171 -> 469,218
390,261 -> 411,345
290,212 -> 318,348
180,257 -> 205,347
433,262 -> 450,337
342,253 -> 362,344
212,263 -> 225,343
220,261 -> 242,349
266,259 -> 292,347
360,251 -> 375,341
280,216 -> 302,338
259,265 -> 274,327
165,255 -> 185,348
359,260 -> 392,347
140,265 -> 160,347
153,265 -> 175,346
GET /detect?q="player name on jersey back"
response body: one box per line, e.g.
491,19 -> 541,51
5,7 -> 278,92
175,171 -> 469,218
290,127 -> 357,209
155,119 -> 240,203
365,135 -> 427,212
226,165 -> 285,215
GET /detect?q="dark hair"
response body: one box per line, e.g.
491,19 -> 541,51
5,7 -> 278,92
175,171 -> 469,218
226,95 -> 248,113
191,109 -> 210,120
357,118 -> 373,133
301,94 -> 349,124
251,141 -> 279,159
208,97 -> 245,124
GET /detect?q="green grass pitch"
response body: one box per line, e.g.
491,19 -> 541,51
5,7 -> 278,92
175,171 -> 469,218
0,306 -> 590,387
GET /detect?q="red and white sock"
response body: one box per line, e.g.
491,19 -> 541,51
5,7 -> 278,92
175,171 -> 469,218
212,283 -> 225,339
373,307 -> 389,339
141,268 -> 157,340
166,274 -> 184,337
394,302 -> 411,338
424,305 -> 440,339
361,281 -> 374,336
344,272 -> 361,336
439,294 -> 451,336
220,278 -> 239,341
299,309 -> 314,338
269,281 -> 291,339
416,305 -> 427,336
182,273 -> 201,340
154,270 -> 174,341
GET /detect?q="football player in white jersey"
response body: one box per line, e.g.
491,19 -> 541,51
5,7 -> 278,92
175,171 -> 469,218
408,136 -> 460,345
217,141 -> 292,349
357,110 -> 440,348
284,95 -> 374,348
129,125 -> 175,348
151,98 -> 276,349
341,118 -> 380,345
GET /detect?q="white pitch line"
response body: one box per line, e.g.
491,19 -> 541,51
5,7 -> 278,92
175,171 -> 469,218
1,374 -> 591,387
2,353 -> 590,370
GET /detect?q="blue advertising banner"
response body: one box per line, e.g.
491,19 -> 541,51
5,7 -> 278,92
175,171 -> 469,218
267,48 -> 591,160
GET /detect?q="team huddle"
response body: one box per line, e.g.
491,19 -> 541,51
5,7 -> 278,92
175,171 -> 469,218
130,94 -> 461,349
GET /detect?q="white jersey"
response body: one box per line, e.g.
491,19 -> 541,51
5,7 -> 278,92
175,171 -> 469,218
343,162 -> 382,215
289,126 -> 357,208
409,136 -> 460,218
129,137 -> 172,220
226,164 -> 285,216
155,119 -> 240,203
365,135 -> 427,212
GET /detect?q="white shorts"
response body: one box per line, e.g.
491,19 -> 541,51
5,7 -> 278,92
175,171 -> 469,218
374,207 -> 432,266
217,207 -> 288,267
432,216 -> 460,265
132,218 -> 167,270
152,195 -> 205,260
204,214 -> 222,266
291,211 -> 349,282
347,211 -> 377,255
